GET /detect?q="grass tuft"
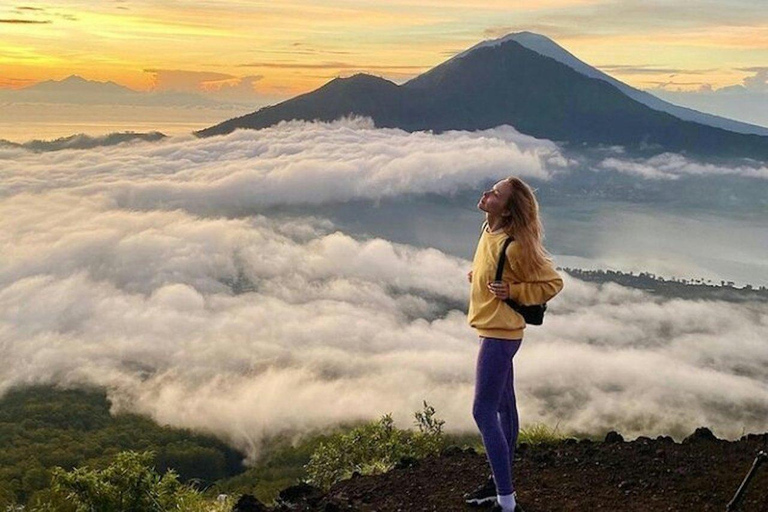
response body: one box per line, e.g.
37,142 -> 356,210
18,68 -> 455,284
519,421 -> 567,446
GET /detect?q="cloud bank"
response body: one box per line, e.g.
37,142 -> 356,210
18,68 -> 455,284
1,120 -> 766,464
598,152 -> 768,180
0,118 -> 565,214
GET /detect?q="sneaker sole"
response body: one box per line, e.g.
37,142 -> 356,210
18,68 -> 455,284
464,495 -> 498,506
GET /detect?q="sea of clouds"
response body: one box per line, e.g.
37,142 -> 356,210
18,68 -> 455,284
598,152 -> 768,180
2,119 -> 767,463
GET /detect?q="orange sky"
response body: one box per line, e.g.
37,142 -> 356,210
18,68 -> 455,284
1,0 -> 766,98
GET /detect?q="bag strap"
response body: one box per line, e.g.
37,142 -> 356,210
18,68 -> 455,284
483,223 -> 534,310
495,237 -> 514,282
495,237 -> 526,312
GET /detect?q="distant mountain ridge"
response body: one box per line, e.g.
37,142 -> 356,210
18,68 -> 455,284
30,75 -> 135,95
0,131 -> 166,151
197,33 -> 768,160
0,75 -> 236,107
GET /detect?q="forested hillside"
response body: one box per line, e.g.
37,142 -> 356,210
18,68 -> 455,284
0,385 -> 246,508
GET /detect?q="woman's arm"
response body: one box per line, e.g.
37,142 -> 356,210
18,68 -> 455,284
507,260 -> 564,305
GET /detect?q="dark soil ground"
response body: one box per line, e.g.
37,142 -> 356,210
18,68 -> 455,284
233,428 -> 768,512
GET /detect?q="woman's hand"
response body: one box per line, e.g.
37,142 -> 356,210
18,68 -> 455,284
487,281 -> 510,299
467,270 -> 473,283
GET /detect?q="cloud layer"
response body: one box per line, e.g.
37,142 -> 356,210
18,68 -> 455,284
598,152 -> 768,180
0,118 -> 564,214
1,120 -> 766,464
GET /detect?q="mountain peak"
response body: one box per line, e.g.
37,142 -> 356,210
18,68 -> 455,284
508,31 -> 556,43
333,73 -> 394,85
62,75 -> 88,83
320,73 -> 398,93
487,30 -> 556,46
451,31 -> 554,61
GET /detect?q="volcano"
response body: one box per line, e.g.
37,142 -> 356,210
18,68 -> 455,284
197,32 -> 768,160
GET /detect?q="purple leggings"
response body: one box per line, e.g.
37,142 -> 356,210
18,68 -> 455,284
472,336 -> 523,496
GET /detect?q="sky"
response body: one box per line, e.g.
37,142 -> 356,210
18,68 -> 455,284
1,0 -> 767,98
1,0 -> 767,142
2,119 -> 767,461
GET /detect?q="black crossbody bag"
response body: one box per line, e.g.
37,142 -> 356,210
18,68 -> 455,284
495,237 -> 547,326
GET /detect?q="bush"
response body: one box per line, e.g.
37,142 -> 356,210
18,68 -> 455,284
305,401 -> 446,489
29,450 -> 233,512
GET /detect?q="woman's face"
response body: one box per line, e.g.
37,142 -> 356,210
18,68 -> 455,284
477,179 -> 514,216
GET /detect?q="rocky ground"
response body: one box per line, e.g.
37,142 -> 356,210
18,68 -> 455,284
232,428 -> 768,512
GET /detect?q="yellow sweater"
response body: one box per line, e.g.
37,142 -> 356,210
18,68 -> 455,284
467,221 -> 564,340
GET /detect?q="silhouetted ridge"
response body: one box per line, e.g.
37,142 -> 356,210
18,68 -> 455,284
4,131 -> 166,152
196,74 -> 402,137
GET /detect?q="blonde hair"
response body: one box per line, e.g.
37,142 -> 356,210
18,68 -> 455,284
500,176 -> 552,277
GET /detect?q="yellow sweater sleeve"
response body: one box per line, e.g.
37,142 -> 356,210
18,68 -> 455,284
467,225 -> 564,338
506,253 -> 564,305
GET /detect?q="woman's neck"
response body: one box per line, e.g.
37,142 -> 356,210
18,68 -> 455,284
486,213 -> 507,233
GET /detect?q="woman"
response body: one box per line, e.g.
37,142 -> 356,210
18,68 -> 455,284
463,176 -> 564,512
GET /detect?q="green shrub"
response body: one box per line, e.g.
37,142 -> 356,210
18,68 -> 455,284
29,450 -> 233,512
305,401 -> 446,489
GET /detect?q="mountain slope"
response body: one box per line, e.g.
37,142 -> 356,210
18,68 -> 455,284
497,31 -> 768,137
197,34 -> 768,160
402,39 -> 768,157
197,73 -> 403,135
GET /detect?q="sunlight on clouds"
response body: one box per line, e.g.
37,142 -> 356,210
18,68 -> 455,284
565,27 -> 768,54
0,43 -> 67,65
673,26 -> 768,50
3,1 -> 767,96
78,11 -> 236,40
383,0 -> 603,10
